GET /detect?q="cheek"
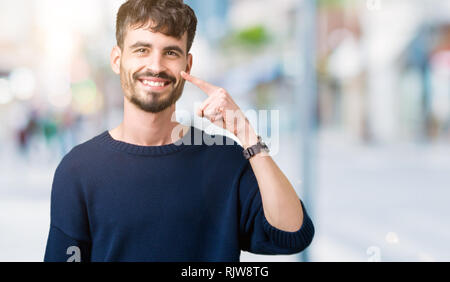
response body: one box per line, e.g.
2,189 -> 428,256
170,59 -> 187,71
121,57 -> 143,75
172,62 -> 187,80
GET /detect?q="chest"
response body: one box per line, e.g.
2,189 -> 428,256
86,166 -> 233,236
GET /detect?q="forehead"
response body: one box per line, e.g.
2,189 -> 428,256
124,23 -> 188,50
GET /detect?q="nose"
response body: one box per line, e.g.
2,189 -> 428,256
145,51 -> 167,74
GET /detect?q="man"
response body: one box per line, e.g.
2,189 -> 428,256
44,0 -> 314,262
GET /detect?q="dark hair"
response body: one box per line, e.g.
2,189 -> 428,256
116,0 -> 197,53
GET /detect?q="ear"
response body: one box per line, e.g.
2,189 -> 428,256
110,46 -> 122,75
185,53 -> 193,74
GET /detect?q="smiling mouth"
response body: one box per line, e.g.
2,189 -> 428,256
138,79 -> 173,91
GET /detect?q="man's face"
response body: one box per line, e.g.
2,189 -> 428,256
112,24 -> 192,113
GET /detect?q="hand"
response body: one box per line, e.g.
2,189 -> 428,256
181,71 -> 258,148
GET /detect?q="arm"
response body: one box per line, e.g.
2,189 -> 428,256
237,158 -> 314,254
238,126 -> 304,232
44,152 -> 91,262
181,71 -> 305,232
45,226 -> 91,262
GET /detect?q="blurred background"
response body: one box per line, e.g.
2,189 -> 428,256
0,0 -> 449,262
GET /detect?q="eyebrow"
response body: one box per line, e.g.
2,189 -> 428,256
129,41 -> 185,56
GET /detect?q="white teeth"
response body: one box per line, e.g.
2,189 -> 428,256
142,80 -> 166,87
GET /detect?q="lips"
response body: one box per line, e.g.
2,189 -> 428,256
137,77 -> 172,91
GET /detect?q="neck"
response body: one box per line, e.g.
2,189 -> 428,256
110,98 -> 189,146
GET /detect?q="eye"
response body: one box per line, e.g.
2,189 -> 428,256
166,50 -> 178,56
135,48 -> 147,54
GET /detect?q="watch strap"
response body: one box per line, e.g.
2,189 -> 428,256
243,136 -> 269,160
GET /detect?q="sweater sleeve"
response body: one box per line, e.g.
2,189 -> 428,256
44,154 -> 91,262
238,162 -> 315,255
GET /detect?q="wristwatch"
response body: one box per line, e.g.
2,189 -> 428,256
243,136 -> 270,160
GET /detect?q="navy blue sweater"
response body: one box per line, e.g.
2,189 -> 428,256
44,126 -> 314,262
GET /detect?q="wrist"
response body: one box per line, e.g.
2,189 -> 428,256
242,135 -> 259,150
237,126 -> 259,149
242,135 -> 270,159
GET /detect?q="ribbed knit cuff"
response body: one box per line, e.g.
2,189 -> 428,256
262,199 -> 315,252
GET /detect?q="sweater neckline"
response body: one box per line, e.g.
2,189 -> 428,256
97,126 -> 196,156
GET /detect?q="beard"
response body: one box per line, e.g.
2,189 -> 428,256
120,66 -> 185,113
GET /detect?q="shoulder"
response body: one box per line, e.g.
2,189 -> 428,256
55,131 -> 107,175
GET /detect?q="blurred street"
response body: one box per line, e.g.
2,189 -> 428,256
313,132 -> 450,262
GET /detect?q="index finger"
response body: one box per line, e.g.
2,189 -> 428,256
181,71 -> 217,96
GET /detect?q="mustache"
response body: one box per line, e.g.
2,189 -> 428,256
133,71 -> 177,84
